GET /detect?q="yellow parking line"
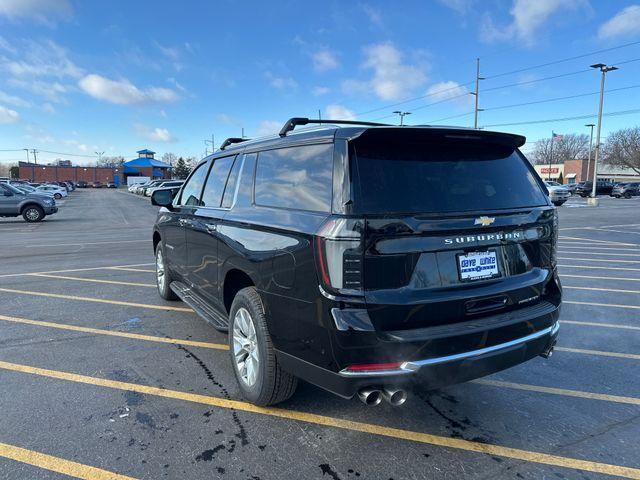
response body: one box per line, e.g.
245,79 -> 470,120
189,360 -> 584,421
558,264 -> 639,272
0,441 -> 136,480
28,274 -> 155,288
0,288 -> 193,313
560,274 -> 640,282
0,263 -> 155,278
474,379 -> 640,406
562,320 -> 640,331
0,314 -> 227,350
558,257 -> 640,264
564,300 -> 640,310
555,346 -> 640,361
564,285 -> 640,294
559,251 -> 640,257
1,360 -> 639,479
107,267 -> 155,273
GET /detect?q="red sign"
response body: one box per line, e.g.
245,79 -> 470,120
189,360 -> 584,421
540,167 -> 560,174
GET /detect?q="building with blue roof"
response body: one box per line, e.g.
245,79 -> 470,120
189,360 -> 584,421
123,149 -> 172,182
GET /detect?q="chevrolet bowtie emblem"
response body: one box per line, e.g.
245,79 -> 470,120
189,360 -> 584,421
474,216 -> 495,227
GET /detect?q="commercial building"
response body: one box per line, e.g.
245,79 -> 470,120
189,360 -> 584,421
533,159 -> 639,184
19,162 -> 120,184
122,149 -> 172,182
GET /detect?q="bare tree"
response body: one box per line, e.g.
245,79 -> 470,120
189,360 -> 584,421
162,153 -> 177,167
530,134 -> 590,165
97,156 -> 125,168
602,127 -> 640,174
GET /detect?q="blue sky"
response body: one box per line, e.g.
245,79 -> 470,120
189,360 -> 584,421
1,0 -> 640,165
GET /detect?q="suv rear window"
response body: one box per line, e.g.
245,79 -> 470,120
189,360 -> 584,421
255,144 -> 333,212
351,141 -> 547,214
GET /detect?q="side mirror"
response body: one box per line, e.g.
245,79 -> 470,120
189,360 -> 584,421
151,189 -> 175,208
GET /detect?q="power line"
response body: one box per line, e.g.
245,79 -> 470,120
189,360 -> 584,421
482,107 -> 640,128
484,40 -> 640,80
35,149 -> 101,158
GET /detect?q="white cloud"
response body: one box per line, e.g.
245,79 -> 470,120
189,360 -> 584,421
42,102 -> 55,114
312,49 -> 339,72
135,124 -> 177,143
0,38 -> 83,79
0,104 -> 19,123
0,89 -> 30,107
360,4 -> 383,27
0,0 -> 73,24
480,0 -> 586,45
265,72 -> 298,90
215,113 -> 242,127
598,5 -> 640,40
312,86 -> 330,96
79,74 -> 179,105
437,0 -> 475,14
8,78 -> 68,103
257,120 -> 281,136
346,43 -> 427,101
425,81 -> 473,108
325,104 -> 356,121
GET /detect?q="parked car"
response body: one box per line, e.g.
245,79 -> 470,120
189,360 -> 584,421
36,184 -> 68,199
146,180 -> 184,196
575,181 -> 614,197
92,181 -> 103,188
610,182 -> 640,198
107,181 -> 117,188
0,182 -> 58,222
544,181 -> 570,206
139,180 -> 164,196
565,182 -> 582,194
76,181 -> 88,188
151,118 -> 560,407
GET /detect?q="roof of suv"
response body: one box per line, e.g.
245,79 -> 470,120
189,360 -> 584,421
209,118 -> 526,159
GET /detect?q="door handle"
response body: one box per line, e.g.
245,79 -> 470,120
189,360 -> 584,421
205,223 -> 217,233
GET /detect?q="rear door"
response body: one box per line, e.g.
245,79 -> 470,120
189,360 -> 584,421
349,133 -> 555,332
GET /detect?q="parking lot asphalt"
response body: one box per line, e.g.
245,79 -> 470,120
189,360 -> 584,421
1,189 -> 639,480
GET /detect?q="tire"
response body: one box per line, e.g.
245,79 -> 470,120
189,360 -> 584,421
155,242 -> 178,300
553,201 -> 565,207
22,205 -> 44,222
229,287 -> 298,406
54,193 -> 62,199
624,192 -> 632,199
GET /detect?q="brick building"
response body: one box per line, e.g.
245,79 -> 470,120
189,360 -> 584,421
122,149 -> 172,183
534,159 -> 639,184
19,162 -> 120,184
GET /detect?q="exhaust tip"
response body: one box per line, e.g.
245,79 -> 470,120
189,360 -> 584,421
383,388 -> 407,406
540,345 -> 555,359
357,388 -> 382,406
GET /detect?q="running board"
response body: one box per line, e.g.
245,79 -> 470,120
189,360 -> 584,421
170,281 -> 229,332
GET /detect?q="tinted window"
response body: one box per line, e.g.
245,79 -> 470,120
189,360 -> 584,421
352,141 -> 548,214
221,155 -> 243,208
179,162 -> 208,206
255,144 -> 333,212
201,156 -> 236,207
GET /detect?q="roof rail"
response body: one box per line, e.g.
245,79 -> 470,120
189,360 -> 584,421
278,117 -> 391,137
220,137 -> 250,150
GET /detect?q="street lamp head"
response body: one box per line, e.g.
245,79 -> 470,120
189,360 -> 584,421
590,63 -> 605,69
585,123 -> 595,127
393,110 -> 401,115
606,66 -> 619,72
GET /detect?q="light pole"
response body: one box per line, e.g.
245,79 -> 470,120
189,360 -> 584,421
472,58 -> 484,129
23,148 -> 29,163
589,63 -> 618,205
585,123 -> 595,182
393,111 -> 411,126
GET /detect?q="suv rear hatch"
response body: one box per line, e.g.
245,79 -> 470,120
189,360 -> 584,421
347,128 -> 559,334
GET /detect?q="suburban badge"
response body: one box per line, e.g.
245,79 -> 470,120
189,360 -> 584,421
474,216 -> 495,227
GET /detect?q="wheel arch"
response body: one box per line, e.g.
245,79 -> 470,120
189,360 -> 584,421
223,268 -> 256,314
20,202 -> 44,214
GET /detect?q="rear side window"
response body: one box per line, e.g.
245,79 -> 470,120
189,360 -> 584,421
254,144 -> 333,212
179,162 -> 208,206
221,155 -> 243,208
351,141 -> 548,214
201,156 -> 236,208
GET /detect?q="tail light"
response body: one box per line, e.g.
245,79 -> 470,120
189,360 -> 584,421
551,209 -> 558,267
315,217 -> 365,295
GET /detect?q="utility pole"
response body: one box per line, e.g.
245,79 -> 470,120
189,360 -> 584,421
241,127 -> 245,139
589,63 -> 618,206
585,123 -> 595,182
23,148 -> 29,163
318,109 -> 322,120
548,132 -> 554,181
472,58 -> 484,129
393,111 -> 411,126
31,149 -> 38,164
204,134 -> 215,155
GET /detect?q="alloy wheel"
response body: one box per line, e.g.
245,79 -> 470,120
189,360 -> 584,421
233,307 -> 259,387
156,248 -> 166,292
25,208 -> 40,221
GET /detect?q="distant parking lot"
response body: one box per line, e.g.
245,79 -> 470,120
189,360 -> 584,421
1,188 -> 639,479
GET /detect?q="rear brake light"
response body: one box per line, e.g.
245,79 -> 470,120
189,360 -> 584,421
345,362 -> 403,372
315,218 -> 364,294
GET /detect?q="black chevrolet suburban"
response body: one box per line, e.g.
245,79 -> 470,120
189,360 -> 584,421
151,118 -> 561,406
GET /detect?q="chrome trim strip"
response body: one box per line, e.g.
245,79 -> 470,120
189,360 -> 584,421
338,322 -> 559,377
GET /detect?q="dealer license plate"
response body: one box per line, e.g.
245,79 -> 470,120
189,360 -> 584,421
457,251 -> 499,281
